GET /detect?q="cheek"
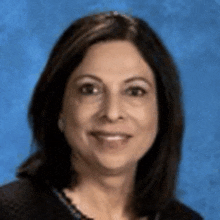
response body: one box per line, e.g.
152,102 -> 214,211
62,102 -> 90,149
140,112 -> 158,139
128,101 -> 158,131
63,99 -> 97,129
139,104 -> 159,150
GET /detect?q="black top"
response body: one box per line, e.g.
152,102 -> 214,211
0,178 -> 203,220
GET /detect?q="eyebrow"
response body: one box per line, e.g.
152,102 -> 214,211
73,74 -> 153,87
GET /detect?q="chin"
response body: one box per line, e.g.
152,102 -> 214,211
93,155 -> 137,175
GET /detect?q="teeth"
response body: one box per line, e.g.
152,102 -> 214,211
98,135 -> 125,140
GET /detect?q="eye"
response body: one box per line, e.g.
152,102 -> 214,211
79,83 -> 99,95
126,86 -> 147,97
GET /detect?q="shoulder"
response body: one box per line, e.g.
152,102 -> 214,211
0,178 -> 73,220
159,199 -> 204,220
0,178 -> 40,199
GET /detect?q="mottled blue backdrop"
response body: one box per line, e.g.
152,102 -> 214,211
0,0 -> 219,219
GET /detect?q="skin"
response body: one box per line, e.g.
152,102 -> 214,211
59,40 -> 158,220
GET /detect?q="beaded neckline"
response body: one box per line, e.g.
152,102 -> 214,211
52,187 -> 160,220
52,187 -> 93,220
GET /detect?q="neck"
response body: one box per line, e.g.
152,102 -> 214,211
64,156 -> 138,220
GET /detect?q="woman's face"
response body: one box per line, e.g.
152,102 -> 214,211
60,40 -> 158,175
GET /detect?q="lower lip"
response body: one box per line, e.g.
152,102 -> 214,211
90,134 -> 131,150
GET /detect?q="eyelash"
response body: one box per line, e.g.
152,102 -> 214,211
125,86 -> 147,97
79,83 -> 100,95
78,84 -> 147,97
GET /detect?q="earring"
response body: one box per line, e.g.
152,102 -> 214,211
58,118 -> 65,132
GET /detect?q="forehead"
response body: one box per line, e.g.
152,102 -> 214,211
69,40 -> 155,83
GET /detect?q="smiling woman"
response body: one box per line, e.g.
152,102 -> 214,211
0,11 -> 203,220
60,41 -> 158,177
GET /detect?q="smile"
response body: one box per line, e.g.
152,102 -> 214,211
96,135 -> 128,141
90,131 -> 131,140
90,131 -> 132,148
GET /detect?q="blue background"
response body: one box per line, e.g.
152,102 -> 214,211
0,0 -> 219,219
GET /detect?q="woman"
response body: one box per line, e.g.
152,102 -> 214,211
0,11 -> 203,220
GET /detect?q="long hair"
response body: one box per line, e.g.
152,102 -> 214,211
17,11 -> 184,217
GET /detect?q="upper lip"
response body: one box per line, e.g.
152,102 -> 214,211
90,131 -> 132,137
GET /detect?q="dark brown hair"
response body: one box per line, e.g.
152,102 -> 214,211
17,11 -> 184,217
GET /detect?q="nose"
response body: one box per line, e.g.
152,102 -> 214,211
100,92 -> 124,122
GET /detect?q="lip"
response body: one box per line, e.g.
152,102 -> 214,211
89,131 -> 132,148
90,131 -> 132,138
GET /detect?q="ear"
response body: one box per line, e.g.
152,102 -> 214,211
58,112 -> 65,132
58,117 -> 65,132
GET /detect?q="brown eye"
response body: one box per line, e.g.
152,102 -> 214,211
79,83 -> 99,95
126,87 -> 147,97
